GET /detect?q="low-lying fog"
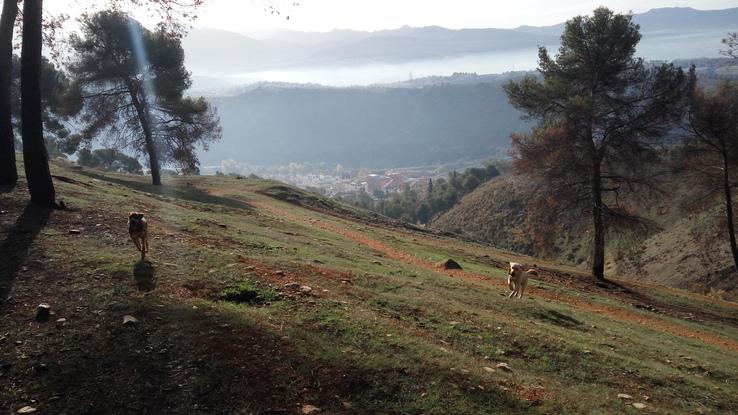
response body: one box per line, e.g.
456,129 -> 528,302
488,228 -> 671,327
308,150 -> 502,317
191,48 -> 544,91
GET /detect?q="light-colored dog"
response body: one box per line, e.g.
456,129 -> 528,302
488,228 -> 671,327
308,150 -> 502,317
128,212 -> 148,260
507,262 -> 537,298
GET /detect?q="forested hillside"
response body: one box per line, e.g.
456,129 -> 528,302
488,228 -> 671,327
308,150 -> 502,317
204,77 -> 528,167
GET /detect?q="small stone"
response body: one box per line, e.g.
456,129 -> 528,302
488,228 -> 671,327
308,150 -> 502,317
583,350 -> 592,354
284,282 -> 301,290
122,315 -> 138,326
36,304 -> 51,322
617,393 -> 633,400
17,407 -> 37,414
299,285 -> 312,294
438,259 -> 462,270
483,366 -> 495,373
20,266 -> 28,272
68,229 -> 81,234
495,363 -> 512,372
301,404 -> 321,414
56,318 -> 67,326
274,270 -> 285,276
632,403 -> 646,409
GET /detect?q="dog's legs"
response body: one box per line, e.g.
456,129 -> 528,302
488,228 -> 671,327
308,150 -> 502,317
519,279 -> 527,298
132,237 -> 142,253
144,235 -> 149,253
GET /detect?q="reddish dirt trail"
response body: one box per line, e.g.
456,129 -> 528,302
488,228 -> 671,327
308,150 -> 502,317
255,201 -> 738,353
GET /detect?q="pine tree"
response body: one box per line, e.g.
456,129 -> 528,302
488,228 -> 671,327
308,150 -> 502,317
684,82 -> 738,273
68,11 -> 221,185
21,0 -> 57,207
505,7 -> 692,281
0,0 -> 19,186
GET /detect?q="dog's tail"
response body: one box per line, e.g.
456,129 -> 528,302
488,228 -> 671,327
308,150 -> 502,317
526,269 -> 538,277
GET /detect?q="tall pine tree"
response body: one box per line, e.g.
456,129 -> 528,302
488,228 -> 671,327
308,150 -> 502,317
68,11 -> 220,185
0,0 -> 19,186
21,0 -> 57,207
505,7 -> 692,281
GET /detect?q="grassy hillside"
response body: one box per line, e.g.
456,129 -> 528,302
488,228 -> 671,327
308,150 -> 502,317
2,160 -> 738,414
432,175 -> 738,300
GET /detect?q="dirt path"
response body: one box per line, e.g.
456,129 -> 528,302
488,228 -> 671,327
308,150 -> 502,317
256,201 -> 738,353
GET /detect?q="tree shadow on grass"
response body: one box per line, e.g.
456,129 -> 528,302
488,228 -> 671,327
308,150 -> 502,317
17,300 -> 531,414
78,171 -> 252,211
133,260 -> 156,292
0,184 -> 15,194
0,203 -> 51,312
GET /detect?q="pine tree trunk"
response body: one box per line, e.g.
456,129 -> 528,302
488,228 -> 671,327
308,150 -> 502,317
128,84 -> 161,186
21,0 -> 56,207
591,162 -> 606,281
722,155 -> 738,272
0,0 -> 18,186
144,129 -> 161,186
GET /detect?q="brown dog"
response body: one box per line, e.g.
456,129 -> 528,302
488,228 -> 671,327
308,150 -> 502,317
128,212 -> 148,260
507,262 -> 537,299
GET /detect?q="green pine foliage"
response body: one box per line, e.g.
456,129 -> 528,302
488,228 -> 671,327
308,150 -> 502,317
349,163 -> 500,224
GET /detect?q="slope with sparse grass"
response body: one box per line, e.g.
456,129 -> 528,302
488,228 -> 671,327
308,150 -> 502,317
2,158 -> 738,414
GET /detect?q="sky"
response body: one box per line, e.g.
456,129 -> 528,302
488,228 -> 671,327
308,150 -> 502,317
46,0 -> 738,34
189,0 -> 737,32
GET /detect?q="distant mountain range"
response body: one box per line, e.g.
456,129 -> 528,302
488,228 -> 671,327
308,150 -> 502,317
183,7 -> 738,78
189,7 -> 738,169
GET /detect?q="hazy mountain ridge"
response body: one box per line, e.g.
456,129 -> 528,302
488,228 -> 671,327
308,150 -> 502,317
202,74 -> 529,167
184,7 -> 738,76
190,7 -> 738,169
200,58 -> 737,169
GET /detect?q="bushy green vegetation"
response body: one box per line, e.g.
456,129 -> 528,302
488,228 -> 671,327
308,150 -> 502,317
77,148 -> 143,174
348,163 -> 500,224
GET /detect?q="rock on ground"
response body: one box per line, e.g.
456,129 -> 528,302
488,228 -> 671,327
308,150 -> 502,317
439,259 -> 462,270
